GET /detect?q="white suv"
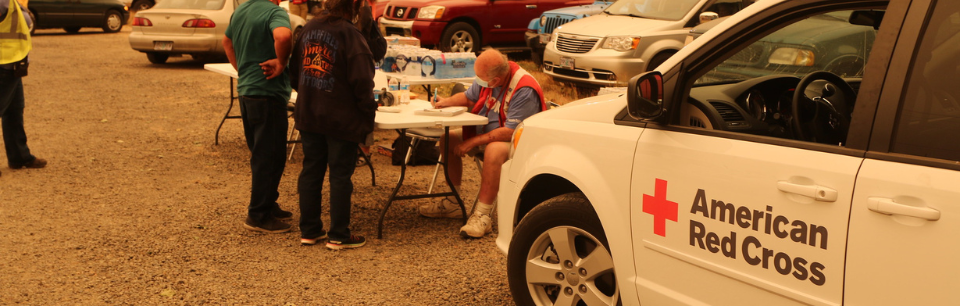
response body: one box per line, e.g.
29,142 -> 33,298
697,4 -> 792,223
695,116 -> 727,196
542,0 -> 751,87
498,0 -> 960,305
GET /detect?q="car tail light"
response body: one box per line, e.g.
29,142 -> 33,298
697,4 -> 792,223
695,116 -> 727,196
132,17 -> 152,26
182,19 -> 216,28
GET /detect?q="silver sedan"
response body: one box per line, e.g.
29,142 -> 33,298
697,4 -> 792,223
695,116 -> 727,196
128,0 -> 306,64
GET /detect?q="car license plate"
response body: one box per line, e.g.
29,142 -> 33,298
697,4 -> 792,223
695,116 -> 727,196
540,33 -> 551,43
154,41 -> 173,51
559,56 -> 575,70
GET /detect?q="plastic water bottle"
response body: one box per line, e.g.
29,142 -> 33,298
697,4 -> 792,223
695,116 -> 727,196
399,76 -> 410,104
388,77 -> 399,93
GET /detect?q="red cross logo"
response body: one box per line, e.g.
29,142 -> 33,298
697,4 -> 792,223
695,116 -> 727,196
643,179 -> 678,237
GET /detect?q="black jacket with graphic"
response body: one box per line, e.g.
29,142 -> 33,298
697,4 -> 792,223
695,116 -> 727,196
290,14 -> 377,144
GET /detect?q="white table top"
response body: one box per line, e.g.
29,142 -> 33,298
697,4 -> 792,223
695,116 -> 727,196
383,72 -> 474,86
204,63 -> 388,94
375,100 -> 487,130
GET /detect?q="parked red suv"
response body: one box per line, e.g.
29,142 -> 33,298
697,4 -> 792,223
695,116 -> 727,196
378,0 -> 593,53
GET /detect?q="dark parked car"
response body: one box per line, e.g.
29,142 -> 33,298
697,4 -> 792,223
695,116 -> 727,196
27,0 -> 130,34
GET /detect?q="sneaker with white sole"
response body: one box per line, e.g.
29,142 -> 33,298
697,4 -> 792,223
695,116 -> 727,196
300,231 -> 328,245
326,235 -> 366,250
459,213 -> 492,238
419,197 -> 464,218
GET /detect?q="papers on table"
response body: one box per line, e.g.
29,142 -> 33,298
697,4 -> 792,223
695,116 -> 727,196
414,106 -> 467,117
378,106 -> 402,113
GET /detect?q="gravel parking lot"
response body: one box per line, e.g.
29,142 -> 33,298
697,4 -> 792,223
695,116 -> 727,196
0,27 -> 513,305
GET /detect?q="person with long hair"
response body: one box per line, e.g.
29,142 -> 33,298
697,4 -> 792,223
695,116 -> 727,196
289,0 -> 376,250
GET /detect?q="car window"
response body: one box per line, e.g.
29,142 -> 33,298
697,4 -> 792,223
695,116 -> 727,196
154,0 -> 225,10
674,7 -> 886,146
697,10 -> 876,85
890,1 -> 960,161
604,0 -> 700,21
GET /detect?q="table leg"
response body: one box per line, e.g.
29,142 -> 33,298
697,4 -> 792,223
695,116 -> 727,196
215,77 -> 242,145
376,127 -> 469,239
377,129 -> 408,239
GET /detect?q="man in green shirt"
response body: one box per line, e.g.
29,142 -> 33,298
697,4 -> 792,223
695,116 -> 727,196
222,0 -> 293,233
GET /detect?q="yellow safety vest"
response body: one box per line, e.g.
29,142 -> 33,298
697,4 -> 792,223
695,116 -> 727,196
0,0 -> 31,65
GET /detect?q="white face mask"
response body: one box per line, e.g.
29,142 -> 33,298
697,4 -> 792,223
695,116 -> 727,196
474,77 -> 490,88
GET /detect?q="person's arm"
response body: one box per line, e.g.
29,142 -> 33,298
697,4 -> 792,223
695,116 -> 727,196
347,36 -> 378,113
260,26 -> 292,79
288,30 -> 303,92
455,126 -> 514,156
222,36 -> 238,70
434,92 -> 473,108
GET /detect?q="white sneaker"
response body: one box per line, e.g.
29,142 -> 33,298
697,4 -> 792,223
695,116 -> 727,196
459,213 -> 492,238
419,197 -> 464,218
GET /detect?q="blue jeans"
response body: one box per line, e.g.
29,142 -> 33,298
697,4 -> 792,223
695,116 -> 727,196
0,70 -> 36,167
298,131 -> 358,240
239,95 -> 288,223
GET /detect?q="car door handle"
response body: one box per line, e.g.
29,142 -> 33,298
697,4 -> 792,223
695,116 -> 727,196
526,5 -> 537,9
777,181 -> 837,202
867,197 -> 940,221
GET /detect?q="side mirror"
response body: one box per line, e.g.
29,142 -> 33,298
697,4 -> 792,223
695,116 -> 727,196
849,10 -> 885,30
627,71 -> 664,119
699,12 -> 719,24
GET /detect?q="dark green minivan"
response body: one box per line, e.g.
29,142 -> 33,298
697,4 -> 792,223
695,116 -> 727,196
26,0 -> 130,34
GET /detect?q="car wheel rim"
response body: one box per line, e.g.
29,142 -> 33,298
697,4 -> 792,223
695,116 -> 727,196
525,226 -> 618,306
108,14 -> 122,30
450,30 -> 473,52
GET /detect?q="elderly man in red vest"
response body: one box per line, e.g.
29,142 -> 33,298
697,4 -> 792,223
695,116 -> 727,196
422,49 -> 546,238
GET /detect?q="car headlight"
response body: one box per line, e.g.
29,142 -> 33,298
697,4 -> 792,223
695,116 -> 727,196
551,31 -> 559,44
600,36 -> 641,52
768,47 -> 815,66
510,123 -> 524,160
540,16 -> 547,27
417,6 -> 445,20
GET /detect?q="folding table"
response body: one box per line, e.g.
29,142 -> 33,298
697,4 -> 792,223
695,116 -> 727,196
375,100 -> 487,238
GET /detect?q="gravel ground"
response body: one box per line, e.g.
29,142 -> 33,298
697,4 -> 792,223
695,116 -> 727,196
0,27 -> 513,305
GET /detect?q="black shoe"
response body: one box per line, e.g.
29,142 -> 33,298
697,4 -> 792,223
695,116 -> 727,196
326,235 -> 366,250
271,207 -> 293,220
9,158 -> 47,169
243,217 -> 292,233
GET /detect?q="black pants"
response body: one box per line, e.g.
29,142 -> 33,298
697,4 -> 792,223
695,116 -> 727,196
298,131 -> 358,240
0,69 -> 36,167
239,95 -> 288,223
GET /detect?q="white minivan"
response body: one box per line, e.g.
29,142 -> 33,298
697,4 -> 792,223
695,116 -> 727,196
542,0 -> 750,87
499,0 -> 960,304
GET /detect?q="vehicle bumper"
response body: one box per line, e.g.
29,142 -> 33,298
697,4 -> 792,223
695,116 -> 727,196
525,31 -> 546,55
379,18 -> 446,46
495,159 -> 519,255
542,47 -> 645,87
129,30 -> 223,54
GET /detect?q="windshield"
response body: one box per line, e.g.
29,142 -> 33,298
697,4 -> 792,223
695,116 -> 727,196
153,0 -> 226,10
696,11 -> 879,85
604,0 -> 700,20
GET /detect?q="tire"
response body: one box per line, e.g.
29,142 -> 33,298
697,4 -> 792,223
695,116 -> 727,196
507,193 -> 620,306
439,22 -> 479,53
131,0 -> 155,11
64,27 -> 81,34
146,52 -> 169,64
646,51 -> 675,72
102,10 -> 123,33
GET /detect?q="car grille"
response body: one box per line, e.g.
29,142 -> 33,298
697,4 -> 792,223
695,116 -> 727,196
542,16 -> 573,34
386,6 -> 418,20
556,34 -> 598,54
